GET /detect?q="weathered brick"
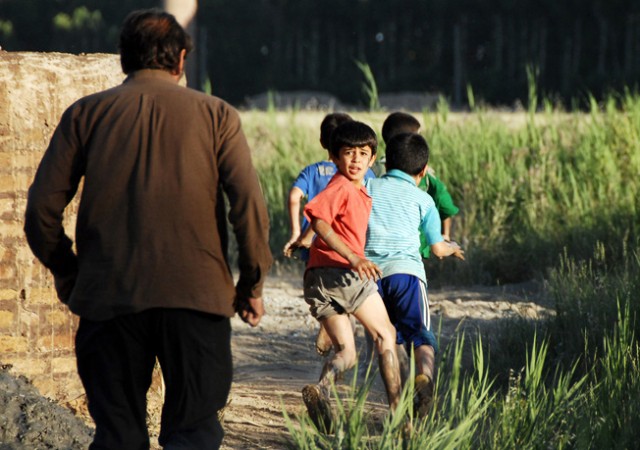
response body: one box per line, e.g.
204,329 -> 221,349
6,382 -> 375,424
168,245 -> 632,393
51,356 -> 76,374
0,151 -> 40,172
0,52 -> 122,407
0,220 -> 24,239
0,335 -> 29,353
37,332 -> 74,351
2,356 -> 48,377
0,288 -> 18,300
46,310 -> 72,328
50,374 -> 85,404
0,197 -> 17,217
0,309 -> 15,328
0,264 -> 16,280
0,173 -> 17,192
27,287 -> 56,305
30,376 -> 58,400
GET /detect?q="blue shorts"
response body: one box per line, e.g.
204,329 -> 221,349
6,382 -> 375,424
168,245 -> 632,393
377,274 -> 438,353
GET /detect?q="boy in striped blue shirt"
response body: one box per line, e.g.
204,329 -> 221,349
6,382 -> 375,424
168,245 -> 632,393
365,132 -> 464,416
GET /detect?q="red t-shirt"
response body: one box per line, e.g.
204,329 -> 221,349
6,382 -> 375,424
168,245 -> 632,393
304,173 -> 372,270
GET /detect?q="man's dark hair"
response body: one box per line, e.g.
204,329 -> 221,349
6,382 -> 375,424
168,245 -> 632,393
381,111 -> 420,144
119,9 -> 193,75
319,112 -> 353,149
385,133 -> 430,176
329,121 -> 378,159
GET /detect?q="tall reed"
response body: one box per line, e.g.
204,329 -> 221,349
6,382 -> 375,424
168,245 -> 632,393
283,302 -> 639,449
244,91 -> 640,283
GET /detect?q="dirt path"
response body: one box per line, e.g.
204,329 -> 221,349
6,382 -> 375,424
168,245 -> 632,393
219,275 -> 551,449
0,275 -> 552,449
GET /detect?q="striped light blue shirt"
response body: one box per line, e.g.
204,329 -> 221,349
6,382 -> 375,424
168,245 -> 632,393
365,169 -> 443,283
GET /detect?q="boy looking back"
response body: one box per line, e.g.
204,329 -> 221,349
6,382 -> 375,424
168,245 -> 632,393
365,132 -> 464,416
381,112 -> 460,250
286,121 -> 401,431
283,112 -> 375,257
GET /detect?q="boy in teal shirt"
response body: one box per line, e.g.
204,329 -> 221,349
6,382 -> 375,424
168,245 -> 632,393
365,132 -> 464,416
381,112 -> 460,257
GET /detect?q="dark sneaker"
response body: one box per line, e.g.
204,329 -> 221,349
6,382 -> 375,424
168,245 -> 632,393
302,384 -> 333,432
414,374 -> 434,417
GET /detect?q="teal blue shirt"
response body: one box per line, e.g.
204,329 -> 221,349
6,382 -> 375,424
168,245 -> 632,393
365,170 -> 443,283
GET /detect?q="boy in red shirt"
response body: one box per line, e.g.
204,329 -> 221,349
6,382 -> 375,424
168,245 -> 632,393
286,121 -> 401,432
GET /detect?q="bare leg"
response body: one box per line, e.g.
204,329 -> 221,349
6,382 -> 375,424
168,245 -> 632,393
315,323 -> 332,356
415,344 -> 435,381
352,293 -> 401,411
413,344 -> 436,416
303,314 -> 358,431
378,349 -> 402,411
397,343 -> 410,387
315,314 -> 357,357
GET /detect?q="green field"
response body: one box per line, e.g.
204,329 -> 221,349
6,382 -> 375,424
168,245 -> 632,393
239,95 -> 640,448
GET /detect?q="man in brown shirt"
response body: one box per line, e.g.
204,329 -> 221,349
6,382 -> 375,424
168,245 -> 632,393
24,9 -> 272,449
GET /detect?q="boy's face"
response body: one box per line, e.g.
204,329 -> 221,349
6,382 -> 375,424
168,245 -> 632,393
333,145 -> 376,186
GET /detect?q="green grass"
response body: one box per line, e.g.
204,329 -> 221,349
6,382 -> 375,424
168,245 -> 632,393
283,302 -> 638,449
238,92 -> 640,448
243,92 -> 640,283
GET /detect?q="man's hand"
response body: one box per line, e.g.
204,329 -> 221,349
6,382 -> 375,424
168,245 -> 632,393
235,296 -> 264,327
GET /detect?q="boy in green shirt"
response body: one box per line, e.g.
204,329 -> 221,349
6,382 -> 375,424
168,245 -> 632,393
381,112 -> 460,257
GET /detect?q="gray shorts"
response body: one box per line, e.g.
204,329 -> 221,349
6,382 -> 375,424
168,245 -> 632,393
303,267 -> 379,321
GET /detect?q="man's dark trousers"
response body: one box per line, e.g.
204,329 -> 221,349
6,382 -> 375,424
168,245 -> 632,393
76,308 -> 232,450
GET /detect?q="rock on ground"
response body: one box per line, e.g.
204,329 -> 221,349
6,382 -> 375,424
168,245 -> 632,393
0,365 -> 93,449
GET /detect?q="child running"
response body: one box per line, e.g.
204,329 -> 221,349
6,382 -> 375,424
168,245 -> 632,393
283,112 -> 376,259
285,120 -> 401,431
283,112 -> 352,258
283,113 -> 372,356
365,132 -> 465,416
381,112 -> 460,258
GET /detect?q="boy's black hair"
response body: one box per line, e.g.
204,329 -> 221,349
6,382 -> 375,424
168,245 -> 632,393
329,121 -> 378,159
385,132 -> 430,176
381,111 -> 420,144
320,112 -> 353,149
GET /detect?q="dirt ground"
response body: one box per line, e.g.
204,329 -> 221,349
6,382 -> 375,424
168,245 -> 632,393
219,275 -> 551,449
0,274 -> 552,449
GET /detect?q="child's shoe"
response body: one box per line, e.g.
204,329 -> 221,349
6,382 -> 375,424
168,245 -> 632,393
302,384 -> 333,432
414,374 -> 434,417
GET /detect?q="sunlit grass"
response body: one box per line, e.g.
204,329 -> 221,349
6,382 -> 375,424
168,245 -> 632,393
243,91 -> 640,283
283,302 -> 638,449
241,92 -> 640,448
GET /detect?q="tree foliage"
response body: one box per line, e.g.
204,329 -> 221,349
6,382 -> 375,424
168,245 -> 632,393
1,0 -> 639,107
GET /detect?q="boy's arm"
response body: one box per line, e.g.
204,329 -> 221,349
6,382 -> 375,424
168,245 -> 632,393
428,174 -> 459,242
442,217 -> 452,242
422,197 -> 464,261
282,186 -> 305,255
431,240 -> 465,260
312,218 -> 383,281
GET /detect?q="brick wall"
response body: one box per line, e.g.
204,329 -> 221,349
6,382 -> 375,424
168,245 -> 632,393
0,52 -> 124,403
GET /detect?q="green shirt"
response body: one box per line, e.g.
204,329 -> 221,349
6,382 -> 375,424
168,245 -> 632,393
418,173 -> 459,258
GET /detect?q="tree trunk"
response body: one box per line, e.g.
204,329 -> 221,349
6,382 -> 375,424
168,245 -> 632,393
163,0 -> 199,90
